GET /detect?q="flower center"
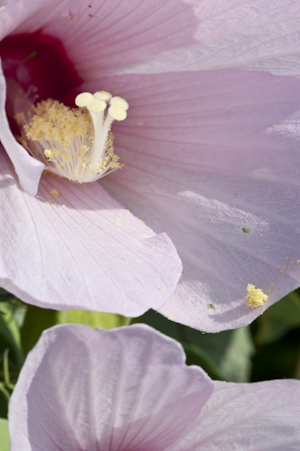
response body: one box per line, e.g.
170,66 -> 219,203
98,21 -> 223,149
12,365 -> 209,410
15,91 -> 128,183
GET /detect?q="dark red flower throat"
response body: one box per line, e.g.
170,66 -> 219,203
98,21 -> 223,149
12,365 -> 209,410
0,31 -> 82,102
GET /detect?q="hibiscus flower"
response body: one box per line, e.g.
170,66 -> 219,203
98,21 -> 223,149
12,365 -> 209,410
9,323 -> 300,450
1,0 -> 300,331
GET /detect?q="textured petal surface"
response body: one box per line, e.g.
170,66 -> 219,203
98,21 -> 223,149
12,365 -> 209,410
89,0 -> 300,78
82,69 -> 300,332
3,1 -> 299,79
0,0 -> 71,39
0,151 -> 182,315
0,65 -> 44,195
40,0 -> 198,78
41,0 -> 300,78
170,379 -> 300,450
9,324 -> 213,451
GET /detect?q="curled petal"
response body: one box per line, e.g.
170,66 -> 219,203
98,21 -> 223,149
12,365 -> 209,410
0,151 -> 182,315
0,66 -> 44,195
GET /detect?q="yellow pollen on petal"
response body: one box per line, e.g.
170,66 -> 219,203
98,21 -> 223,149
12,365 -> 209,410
17,91 -> 128,183
44,171 -> 59,179
50,189 -> 59,197
245,284 -> 268,309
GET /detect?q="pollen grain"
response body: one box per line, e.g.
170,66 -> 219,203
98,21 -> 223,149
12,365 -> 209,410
245,284 -> 268,309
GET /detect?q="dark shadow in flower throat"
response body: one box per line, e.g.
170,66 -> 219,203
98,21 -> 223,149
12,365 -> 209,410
0,31 -> 83,138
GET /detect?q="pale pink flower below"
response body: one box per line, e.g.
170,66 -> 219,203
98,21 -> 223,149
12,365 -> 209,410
8,324 -> 300,450
1,0 -> 300,331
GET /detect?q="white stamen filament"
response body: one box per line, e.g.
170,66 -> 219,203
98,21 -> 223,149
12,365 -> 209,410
17,91 -> 128,183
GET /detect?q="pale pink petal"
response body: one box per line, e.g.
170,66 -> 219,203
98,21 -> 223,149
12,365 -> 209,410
170,379 -> 300,450
1,1 -> 299,184
96,0 -> 300,78
2,1 -> 300,79
41,0 -> 198,79
82,69 -> 300,332
0,0 -> 71,38
9,324 -> 213,451
0,151 -> 182,315
0,0 -> 198,80
0,67 -> 44,195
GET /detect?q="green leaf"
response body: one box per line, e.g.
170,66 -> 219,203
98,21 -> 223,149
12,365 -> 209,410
251,327 -> 300,381
0,390 -> 8,419
21,306 -> 57,355
187,326 -> 254,383
218,327 -> 255,382
0,289 -> 15,303
187,328 -> 233,367
57,310 -> 130,329
21,305 -> 130,354
131,309 -> 182,341
0,303 -> 24,368
182,343 -> 228,381
255,291 -> 300,345
132,310 -> 254,382
0,419 -> 9,451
